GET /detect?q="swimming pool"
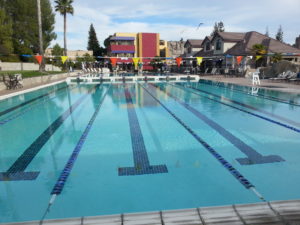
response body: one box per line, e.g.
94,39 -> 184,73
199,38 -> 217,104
0,80 -> 300,223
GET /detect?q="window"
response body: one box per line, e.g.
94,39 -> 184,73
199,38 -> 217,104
216,39 -> 222,51
205,42 -> 210,51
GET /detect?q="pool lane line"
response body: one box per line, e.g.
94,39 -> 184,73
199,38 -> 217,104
0,84 -> 70,118
199,79 -> 300,107
51,84 -> 110,195
151,83 -> 284,165
139,83 -> 265,200
39,84 -> 109,225
118,85 -> 168,176
188,83 -> 300,128
174,83 -> 300,134
0,85 -> 100,182
0,85 -> 78,126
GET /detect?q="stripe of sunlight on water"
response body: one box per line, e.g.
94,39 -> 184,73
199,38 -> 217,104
0,84 -> 107,223
45,82 -> 259,221
160,82 -> 300,201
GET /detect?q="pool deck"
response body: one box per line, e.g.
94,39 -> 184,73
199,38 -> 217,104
200,75 -> 300,94
1,74 -> 300,100
2,199 -> 300,225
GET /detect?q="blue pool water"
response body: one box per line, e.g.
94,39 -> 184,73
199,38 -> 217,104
1,80 -> 300,223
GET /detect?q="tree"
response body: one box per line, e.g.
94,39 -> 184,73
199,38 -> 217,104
0,8 -> 13,55
265,26 -> 269,37
55,0 -> 74,56
211,21 -> 225,36
4,0 -> 56,56
252,44 -> 267,55
275,25 -> 283,42
87,23 -> 102,56
51,43 -> 64,67
271,52 -> 282,63
52,43 -> 64,56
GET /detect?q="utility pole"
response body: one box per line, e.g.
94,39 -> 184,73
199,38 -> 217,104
37,0 -> 45,71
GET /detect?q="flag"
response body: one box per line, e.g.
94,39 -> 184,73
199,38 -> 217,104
110,57 -> 118,67
196,57 -> 203,66
132,58 -> 140,69
61,56 -> 68,64
236,56 -> 243,65
35,55 -> 43,65
176,57 -> 182,67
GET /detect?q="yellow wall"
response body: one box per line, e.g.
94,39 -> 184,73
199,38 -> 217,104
114,32 -> 138,57
159,40 -> 169,57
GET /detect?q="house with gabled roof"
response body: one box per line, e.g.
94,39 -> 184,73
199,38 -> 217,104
183,39 -> 203,57
194,31 -> 300,66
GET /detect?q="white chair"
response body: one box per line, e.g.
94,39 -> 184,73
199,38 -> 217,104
252,72 -> 260,85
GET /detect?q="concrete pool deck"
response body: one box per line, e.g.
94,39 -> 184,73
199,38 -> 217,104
199,75 -> 300,94
2,199 -> 300,225
1,74 -> 299,100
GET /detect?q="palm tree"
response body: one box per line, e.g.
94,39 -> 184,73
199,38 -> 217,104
54,0 -> 74,56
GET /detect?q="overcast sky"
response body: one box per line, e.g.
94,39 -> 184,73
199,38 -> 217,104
50,0 -> 300,50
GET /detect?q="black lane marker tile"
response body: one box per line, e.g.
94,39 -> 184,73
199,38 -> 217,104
152,83 -> 284,165
140,83 -> 254,189
52,85 -> 109,195
199,79 -> 300,107
0,86 -> 97,181
0,85 -> 69,118
175,83 -> 300,134
118,86 -> 168,176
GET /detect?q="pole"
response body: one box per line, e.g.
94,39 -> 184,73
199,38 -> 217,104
37,0 -> 45,72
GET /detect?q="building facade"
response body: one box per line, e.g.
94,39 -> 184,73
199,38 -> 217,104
183,39 -> 203,57
45,49 -> 93,59
167,41 -> 184,58
106,32 -> 160,70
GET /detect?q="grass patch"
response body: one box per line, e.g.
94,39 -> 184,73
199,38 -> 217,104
0,70 -> 66,78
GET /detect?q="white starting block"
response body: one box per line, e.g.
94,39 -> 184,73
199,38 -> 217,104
252,72 -> 260,85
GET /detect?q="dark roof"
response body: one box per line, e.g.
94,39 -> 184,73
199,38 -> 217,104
200,36 -> 213,47
212,32 -> 246,43
193,49 -> 214,57
184,39 -> 203,48
226,31 -> 300,55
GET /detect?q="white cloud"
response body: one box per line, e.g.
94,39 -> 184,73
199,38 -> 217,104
50,0 -> 300,50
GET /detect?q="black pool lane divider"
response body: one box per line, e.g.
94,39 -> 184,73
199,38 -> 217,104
151,83 -> 284,165
175,83 -> 300,134
139,83 -> 254,190
51,84 -> 110,195
118,85 -> 168,176
199,79 -> 300,107
0,85 -> 99,182
0,84 -> 70,118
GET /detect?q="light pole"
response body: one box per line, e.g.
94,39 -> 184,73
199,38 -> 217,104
37,0 -> 45,71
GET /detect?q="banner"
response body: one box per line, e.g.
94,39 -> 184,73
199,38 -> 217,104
35,55 -> 43,65
256,55 -> 263,61
196,57 -> 203,66
132,57 -> 140,69
236,56 -> 243,65
61,56 -> 68,64
176,57 -> 182,67
110,57 -> 117,67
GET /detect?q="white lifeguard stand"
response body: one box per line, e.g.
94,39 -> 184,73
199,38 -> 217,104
252,72 -> 260,86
